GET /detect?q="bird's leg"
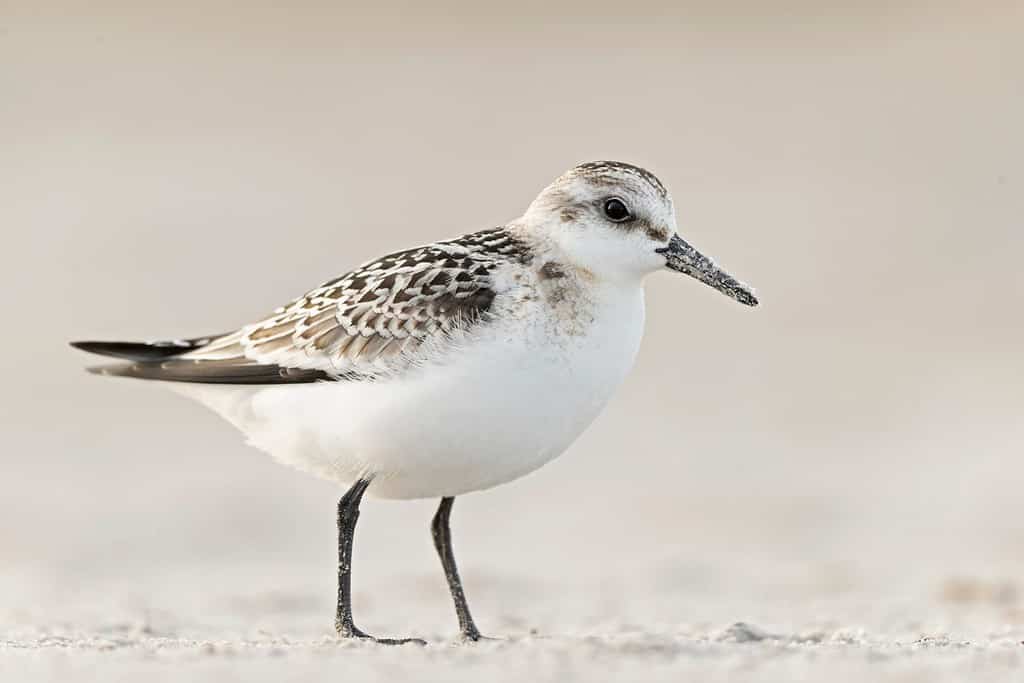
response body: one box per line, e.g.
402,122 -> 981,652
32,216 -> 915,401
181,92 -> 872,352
335,478 -> 369,638
432,496 -> 488,641
335,477 -> 425,645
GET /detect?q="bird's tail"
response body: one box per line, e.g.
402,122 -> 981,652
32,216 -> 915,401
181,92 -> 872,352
69,335 -> 225,362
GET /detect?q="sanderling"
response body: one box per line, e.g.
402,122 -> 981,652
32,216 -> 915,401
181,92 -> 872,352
71,160 -> 758,644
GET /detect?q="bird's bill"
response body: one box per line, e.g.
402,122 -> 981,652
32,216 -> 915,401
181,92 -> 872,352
658,235 -> 759,307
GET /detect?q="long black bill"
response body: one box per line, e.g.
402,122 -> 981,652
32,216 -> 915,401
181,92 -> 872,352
657,234 -> 759,307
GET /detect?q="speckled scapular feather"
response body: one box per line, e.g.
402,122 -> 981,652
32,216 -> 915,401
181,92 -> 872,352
72,161 -> 757,498
183,228 -> 532,382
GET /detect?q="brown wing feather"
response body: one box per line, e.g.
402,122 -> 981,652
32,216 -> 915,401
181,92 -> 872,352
117,228 -> 531,384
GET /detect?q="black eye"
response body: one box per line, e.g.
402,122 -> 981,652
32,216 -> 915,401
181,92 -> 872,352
602,197 -> 632,222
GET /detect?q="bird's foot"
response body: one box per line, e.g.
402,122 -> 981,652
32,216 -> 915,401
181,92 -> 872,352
459,627 -> 499,643
368,635 -> 428,646
337,624 -> 427,646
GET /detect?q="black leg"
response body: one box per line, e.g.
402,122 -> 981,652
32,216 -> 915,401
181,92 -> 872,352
335,478 -> 425,645
432,497 -> 487,641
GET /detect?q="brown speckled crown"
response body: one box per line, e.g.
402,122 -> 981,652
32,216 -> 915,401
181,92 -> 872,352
567,161 -> 668,199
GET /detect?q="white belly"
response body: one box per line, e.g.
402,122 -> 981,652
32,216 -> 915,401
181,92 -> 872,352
170,286 -> 646,499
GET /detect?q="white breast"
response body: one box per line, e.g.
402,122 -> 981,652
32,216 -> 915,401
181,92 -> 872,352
169,281 -> 646,499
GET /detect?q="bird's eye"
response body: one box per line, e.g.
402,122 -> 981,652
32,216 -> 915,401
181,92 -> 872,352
602,197 -> 632,222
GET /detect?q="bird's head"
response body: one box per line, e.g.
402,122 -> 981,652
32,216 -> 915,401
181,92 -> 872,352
524,160 -> 758,306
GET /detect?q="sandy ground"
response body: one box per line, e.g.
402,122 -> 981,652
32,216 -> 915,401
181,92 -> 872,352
2,627 -> 1023,683
3,1 -> 1024,680
2,562 -> 1023,682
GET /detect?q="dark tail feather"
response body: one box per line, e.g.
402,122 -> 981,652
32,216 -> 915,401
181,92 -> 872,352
85,359 -> 329,384
72,333 -> 331,384
69,335 -> 224,362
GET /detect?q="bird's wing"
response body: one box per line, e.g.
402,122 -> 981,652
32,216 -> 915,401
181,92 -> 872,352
92,228 -> 530,384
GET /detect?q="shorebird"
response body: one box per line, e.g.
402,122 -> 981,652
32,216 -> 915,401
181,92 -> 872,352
71,161 -> 758,644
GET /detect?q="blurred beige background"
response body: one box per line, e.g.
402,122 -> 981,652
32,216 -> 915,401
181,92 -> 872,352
2,1 -> 1023,679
